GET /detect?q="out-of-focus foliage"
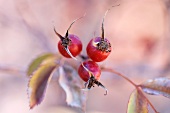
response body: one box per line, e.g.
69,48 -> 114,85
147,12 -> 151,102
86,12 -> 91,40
58,64 -> 87,111
27,53 -> 61,76
27,53 -> 87,110
28,53 -> 61,109
140,77 -> 170,98
28,62 -> 58,109
127,89 -> 148,113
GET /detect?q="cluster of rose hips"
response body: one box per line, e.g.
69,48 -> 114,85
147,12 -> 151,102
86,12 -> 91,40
54,5 -> 119,95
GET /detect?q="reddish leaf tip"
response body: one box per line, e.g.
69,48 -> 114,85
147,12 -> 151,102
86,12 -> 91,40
29,103 -> 35,109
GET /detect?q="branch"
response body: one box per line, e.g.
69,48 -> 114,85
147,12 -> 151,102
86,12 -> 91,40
0,65 -> 25,76
102,67 -> 159,113
102,67 -> 137,88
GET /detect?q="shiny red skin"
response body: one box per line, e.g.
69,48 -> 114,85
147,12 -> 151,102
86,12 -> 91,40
58,34 -> 82,58
78,60 -> 101,82
86,37 -> 111,62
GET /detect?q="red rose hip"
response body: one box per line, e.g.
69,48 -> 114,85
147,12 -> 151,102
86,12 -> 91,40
58,34 -> 82,58
78,60 -> 108,95
86,37 -> 111,62
54,14 -> 85,58
86,5 -> 119,62
78,60 -> 101,82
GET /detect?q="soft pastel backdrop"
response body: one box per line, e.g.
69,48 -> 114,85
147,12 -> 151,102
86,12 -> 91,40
0,0 -> 170,113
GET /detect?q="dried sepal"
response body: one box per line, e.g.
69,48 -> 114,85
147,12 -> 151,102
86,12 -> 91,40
65,13 -> 86,38
101,4 -> 120,40
84,75 -> 108,95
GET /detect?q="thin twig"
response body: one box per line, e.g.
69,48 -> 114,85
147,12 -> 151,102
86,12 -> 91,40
0,66 -> 25,76
102,67 -> 159,113
102,67 -> 137,88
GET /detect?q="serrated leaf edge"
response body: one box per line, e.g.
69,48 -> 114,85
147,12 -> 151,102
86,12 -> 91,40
27,63 -> 59,109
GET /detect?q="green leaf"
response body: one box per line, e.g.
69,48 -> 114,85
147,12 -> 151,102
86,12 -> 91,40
127,89 -> 148,113
28,62 -> 58,109
140,77 -> 170,98
27,53 -> 61,76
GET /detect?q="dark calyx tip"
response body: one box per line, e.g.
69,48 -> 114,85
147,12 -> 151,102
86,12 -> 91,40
61,37 -> 71,48
84,76 -> 108,95
97,39 -> 111,52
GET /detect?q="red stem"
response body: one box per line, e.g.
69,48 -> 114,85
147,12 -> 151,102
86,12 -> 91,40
102,67 -> 159,113
0,66 -> 25,76
102,68 -> 137,88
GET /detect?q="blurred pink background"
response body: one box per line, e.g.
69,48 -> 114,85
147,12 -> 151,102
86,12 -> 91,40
0,0 -> 170,113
